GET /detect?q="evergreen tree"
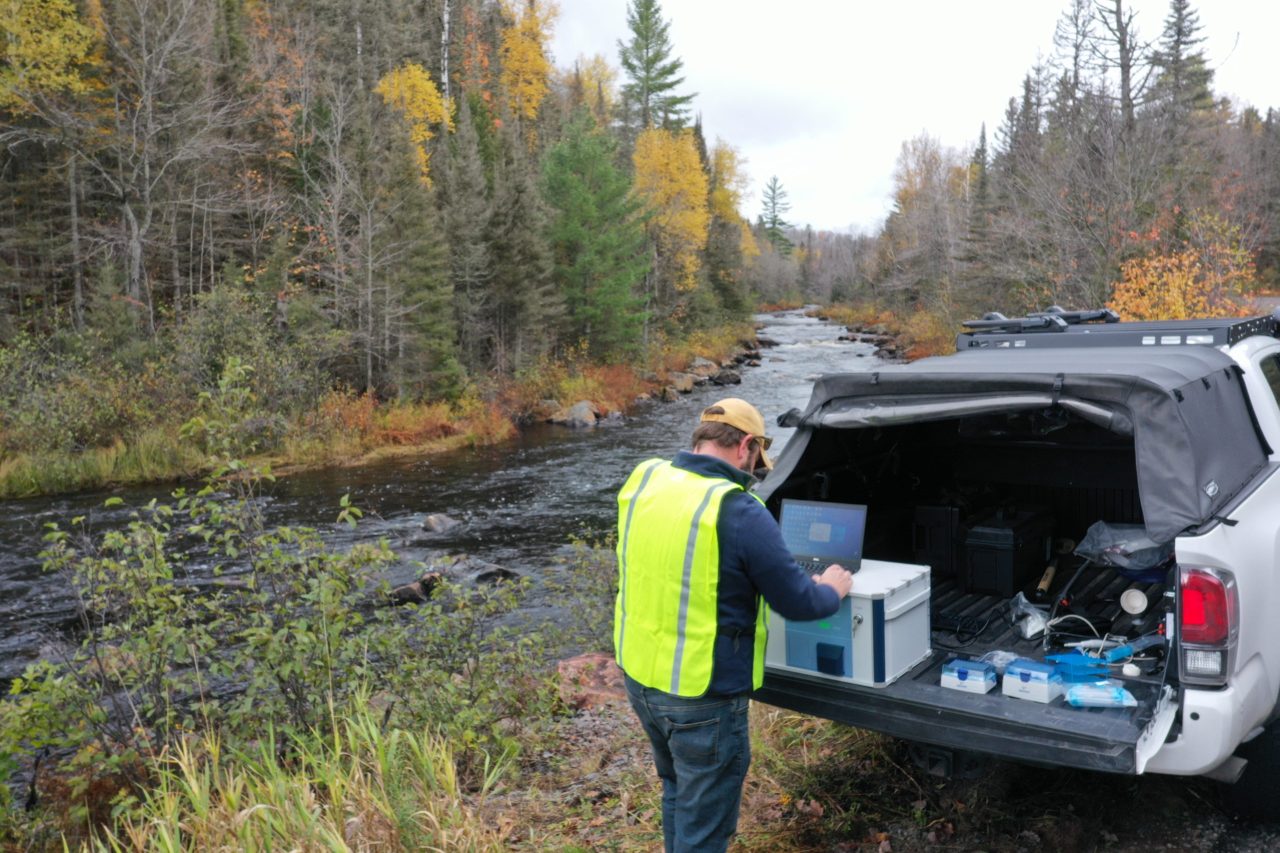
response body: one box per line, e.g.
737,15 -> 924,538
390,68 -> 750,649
970,124 -> 990,218
379,135 -> 462,401
542,111 -> 649,360
442,95 -> 495,375
617,0 -> 695,130
760,176 -> 793,256
1150,0 -> 1214,124
1149,0 -> 1216,221
703,213 -> 747,316
487,113 -> 562,372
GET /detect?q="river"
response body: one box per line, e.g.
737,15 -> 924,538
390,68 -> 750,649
0,310 -> 877,685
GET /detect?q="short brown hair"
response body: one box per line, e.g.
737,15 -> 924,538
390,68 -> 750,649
692,419 -> 747,450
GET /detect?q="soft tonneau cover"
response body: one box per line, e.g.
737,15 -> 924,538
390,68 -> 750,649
763,346 -> 1269,542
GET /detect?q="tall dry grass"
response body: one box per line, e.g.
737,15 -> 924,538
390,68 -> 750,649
95,702 -> 505,852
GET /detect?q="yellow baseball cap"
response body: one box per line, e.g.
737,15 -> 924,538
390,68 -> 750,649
700,398 -> 774,470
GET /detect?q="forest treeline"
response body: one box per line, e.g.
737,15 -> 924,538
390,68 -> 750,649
0,0 -> 778,490
796,0 -> 1278,322
1,0 -> 1277,489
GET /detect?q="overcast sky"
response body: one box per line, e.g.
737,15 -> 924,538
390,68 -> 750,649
549,0 -> 1280,234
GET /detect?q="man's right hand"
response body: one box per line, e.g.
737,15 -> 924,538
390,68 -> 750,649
814,563 -> 854,598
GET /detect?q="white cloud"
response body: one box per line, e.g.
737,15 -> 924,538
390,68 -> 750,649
551,0 -> 1280,232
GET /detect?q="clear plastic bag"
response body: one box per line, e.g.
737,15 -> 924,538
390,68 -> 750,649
1065,681 -> 1137,708
978,649 -> 1020,675
1075,521 -> 1173,578
1009,592 -> 1048,640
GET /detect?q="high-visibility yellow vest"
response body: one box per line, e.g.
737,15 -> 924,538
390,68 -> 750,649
615,459 -> 770,696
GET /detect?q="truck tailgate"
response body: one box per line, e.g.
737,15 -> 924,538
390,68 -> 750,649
756,656 -> 1178,774
758,566 -> 1181,775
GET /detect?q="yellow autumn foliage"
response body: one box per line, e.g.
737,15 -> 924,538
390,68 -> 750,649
374,63 -> 453,184
633,128 -> 710,293
708,141 -> 759,259
1108,213 -> 1257,321
562,52 -> 616,126
500,0 -> 555,127
0,0 -> 95,112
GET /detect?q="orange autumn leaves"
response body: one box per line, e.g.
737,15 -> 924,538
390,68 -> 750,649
1108,212 -> 1258,321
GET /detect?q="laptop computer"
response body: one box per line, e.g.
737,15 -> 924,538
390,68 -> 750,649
778,498 -> 867,574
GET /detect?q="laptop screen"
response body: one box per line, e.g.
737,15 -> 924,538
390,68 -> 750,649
779,499 -> 867,572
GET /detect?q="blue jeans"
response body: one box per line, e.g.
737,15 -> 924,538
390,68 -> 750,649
624,674 -> 751,853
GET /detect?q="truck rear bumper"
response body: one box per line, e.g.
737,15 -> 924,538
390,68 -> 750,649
1143,655 -> 1275,776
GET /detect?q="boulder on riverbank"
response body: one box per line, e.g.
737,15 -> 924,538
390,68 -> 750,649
711,368 -> 742,386
668,372 -> 697,393
549,400 -> 600,428
687,356 -> 720,377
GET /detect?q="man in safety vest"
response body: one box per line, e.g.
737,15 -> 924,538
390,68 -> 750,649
615,397 -> 854,853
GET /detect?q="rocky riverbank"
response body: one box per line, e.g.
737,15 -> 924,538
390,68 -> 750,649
837,321 -> 907,361
543,337 -> 769,429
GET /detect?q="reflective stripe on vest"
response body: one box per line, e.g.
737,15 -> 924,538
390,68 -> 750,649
615,459 -> 767,696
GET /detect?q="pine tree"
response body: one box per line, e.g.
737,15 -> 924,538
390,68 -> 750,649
442,95 -> 495,375
542,111 -> 649,360
1149,0 -> 1216,220
760,176 -> 793,256
487,113 -> 562,372
379,135 -> 462,401
617,0 -> 695,130
1150,0 -> 1214,124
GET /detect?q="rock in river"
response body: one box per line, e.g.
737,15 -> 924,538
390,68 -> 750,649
422,513 -> 460,533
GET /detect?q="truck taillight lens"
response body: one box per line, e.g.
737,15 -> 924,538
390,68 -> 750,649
1178,565 -> 1238,687
1180,569 -> 1231,644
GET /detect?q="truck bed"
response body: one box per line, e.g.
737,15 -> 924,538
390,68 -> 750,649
756,569 -> 1178,775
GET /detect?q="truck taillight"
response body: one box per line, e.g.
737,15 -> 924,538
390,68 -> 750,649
1178,565 -> 1238,686
1181,570 -> 1231,644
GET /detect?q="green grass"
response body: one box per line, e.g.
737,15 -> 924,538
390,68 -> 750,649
94,700 -> 506,852
0,428 -> 206,499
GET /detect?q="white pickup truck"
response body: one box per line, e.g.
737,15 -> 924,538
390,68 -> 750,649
754,309 -> 1280,813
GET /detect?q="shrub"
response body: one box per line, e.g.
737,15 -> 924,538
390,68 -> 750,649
374,401 -> 459,445
545,539 -> 619,655
0,334 -> 155,455
0,361 -> 559,843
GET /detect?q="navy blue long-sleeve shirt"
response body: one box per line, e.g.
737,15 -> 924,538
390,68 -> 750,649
669,451 -> 841,695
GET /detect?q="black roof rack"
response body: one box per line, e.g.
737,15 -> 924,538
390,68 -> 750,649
956,307 -> 1278,351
